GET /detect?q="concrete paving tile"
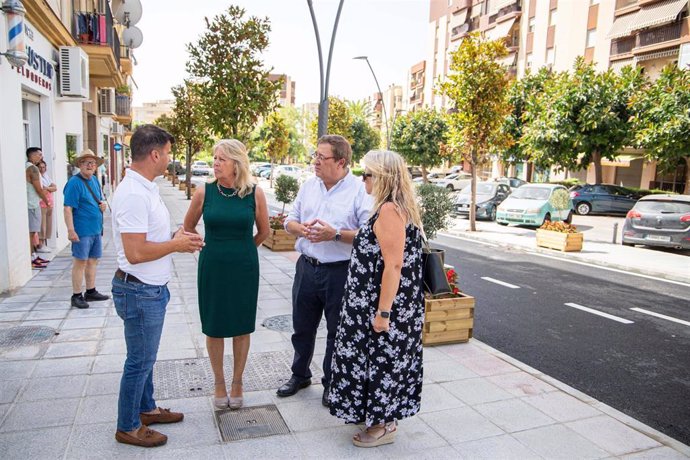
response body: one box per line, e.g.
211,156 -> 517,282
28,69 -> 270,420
454,434 -> 542,459
388,445 -> 460,459
19,319 -> 62,330
33,356 -> 94,377
23,309 -> 68,320
157,348 -> 199,360
99,339 -> 128,355
0,294 -> 43,304
60,317 -> 107,330
21,374 -> 87,401
105,316 -> 124,327
0,343 -> 46,360
53,327 -> 102,342
621,446 -> 690,459
85,372 -> 121,396
154,396 -> 214,414
566,415 -> 662,457
418,383 -> 465,414
419,406 -> 503,444
65,421 -> 147,459
522,391 -> 601,423
221,434 -> 302,459
30,300 -> 71,310
248,340 -> 292,353
66,307 -> 110,318
44,341 -> 98,358
0,311 -> 27,321
0,404 -> 9,424
152,411 -> 221,450
473,398 -> 556,433
257,298 -> 292,309
512,424 -> 609,460
0,426 -> 71,459
0,380 -> 24,403
74,394 -> 118,424
1,398 -> 80,432
436,341 -> 493,360
271,383 -> 323,405
423,359 -> 478,383
294,425 -> 379,459
458,354 -> 520,377
0,360 -> 35,380
0,302 -> 34,312
278,399 -> 344,432
374,416 -> 451,456
486,372 -> 558,397
149,444 -> 226,460
159,336 -> 196,350
440,377 -> 514,405
423,345 -> 456,363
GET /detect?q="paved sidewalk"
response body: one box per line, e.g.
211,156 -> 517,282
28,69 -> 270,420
0,178 -> 688,459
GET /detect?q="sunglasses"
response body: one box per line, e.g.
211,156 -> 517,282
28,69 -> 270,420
361,173 -> 373,181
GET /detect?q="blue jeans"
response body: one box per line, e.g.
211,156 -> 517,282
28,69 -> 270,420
112,276 -> 170,432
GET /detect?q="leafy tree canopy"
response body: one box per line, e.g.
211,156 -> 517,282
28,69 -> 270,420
390,108 -> 448,175
350,118 -> 380,164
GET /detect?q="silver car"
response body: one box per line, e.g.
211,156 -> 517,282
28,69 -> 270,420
622,194 -> 690,250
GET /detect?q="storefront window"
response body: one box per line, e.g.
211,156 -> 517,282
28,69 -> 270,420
66,134 -> 77,176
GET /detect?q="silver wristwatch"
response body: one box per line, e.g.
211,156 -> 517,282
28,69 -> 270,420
334,228 -> 341,242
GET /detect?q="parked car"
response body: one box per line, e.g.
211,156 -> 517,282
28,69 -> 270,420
454,182 -> 511,221
496,183 -> 573,227
622,194 -> 690,249
251,162 -> 271,176
259,167 -> 273,179
413,172 -> 446,183
449,165 -> 464,174
494,177 -> 527,189
569,184 -> 640,215
167,160 -> 185,176
434,172 -> 472,191
271,165 -> 303,180
191,160 -> 212,176
407,166 -> 423,178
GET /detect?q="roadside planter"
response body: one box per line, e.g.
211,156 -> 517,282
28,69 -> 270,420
536,221 -> 583,252
263,214 -> 296,251
422,266 -> 475,346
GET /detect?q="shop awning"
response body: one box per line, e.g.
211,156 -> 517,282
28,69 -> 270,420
607,13 -> 637,39
450,8 -> 469,30
602,155 -> 640,167
609,58 -> 635,73
635,46 -> 680,62
495,0 -> 518,11
485,17 -> 517,41
628,0 -> 687,33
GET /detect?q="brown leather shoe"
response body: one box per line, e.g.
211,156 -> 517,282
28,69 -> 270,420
115,425 -> 167,447
140,407 -> 184,426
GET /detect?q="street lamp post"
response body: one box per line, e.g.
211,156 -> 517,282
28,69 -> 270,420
354,56 -> 389,149
307,0 -> 345,139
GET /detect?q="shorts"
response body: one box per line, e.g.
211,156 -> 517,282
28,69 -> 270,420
28,208 -> 41,233
71,234 -> 103,260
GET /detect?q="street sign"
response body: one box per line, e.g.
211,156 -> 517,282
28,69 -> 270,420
113,143 -> 122,152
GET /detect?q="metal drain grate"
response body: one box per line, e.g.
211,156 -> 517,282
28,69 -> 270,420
153,350 -> 322,400
262,314 -> 326,333
0,326 -> 56,349
215,404 -> 289,442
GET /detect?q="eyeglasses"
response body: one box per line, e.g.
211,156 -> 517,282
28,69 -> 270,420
310,153 -> 336,162
362,173 -> 373,181
82,161 -> 97,166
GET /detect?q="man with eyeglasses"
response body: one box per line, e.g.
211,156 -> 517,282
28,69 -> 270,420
63,150 -> 110,309
277,135 -> 372,407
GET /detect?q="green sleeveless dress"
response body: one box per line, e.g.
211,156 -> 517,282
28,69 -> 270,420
198,182 -> 259,338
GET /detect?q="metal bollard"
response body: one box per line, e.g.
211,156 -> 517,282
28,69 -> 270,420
612,222 -> 618,244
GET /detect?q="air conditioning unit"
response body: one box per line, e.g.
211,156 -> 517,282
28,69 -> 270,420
59,46 -> 89,98
99,88 -> 116,115
112,121 -> 123,135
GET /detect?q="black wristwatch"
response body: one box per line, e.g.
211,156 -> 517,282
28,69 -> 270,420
334,228 -> 341,242
378,310 -> 390,319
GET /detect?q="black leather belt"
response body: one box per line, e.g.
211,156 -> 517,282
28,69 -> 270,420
302,255 -> 349,267
115,268 -> 144,284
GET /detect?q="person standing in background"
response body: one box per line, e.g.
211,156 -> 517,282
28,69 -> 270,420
37,160 -> 56,253
26,147 -> 51,269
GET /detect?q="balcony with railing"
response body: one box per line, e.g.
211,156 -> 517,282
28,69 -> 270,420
495,3 -> 522,23
610,36 -> 636,56
636,21 -> 683,49
615,0 -> 637,11
114,95 -> 132,124
451,17 -> 479,40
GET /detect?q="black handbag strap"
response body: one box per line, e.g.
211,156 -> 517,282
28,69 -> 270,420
76,174 -> 103,207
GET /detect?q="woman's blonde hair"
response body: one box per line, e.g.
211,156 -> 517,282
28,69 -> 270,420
212,139 -> 254,198
363,150 -> 423,232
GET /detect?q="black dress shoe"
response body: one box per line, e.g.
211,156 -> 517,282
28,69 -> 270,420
276,376 -> 311,397
322,386 -> 330,407
84,290 -> 110,301
71,295 -> 89,309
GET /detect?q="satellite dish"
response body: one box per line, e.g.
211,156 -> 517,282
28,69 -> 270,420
122,26 -> 144,49
112,0 -> 143,26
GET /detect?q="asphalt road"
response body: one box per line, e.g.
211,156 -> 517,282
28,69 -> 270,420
432,234 -> 690,445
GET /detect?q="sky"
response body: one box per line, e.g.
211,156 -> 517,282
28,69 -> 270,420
131,0 -> 430,107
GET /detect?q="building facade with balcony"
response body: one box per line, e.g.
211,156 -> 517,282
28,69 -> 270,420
133,99 -> 174,125
268,73 -> 296,107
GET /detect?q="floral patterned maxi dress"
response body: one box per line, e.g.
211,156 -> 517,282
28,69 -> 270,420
327,212 -> 425,426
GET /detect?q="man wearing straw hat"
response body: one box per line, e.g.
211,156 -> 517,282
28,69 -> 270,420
63,149 -> 110,309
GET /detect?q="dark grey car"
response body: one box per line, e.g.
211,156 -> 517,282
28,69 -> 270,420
454,182 -> 511,221
622,194 -> 690,250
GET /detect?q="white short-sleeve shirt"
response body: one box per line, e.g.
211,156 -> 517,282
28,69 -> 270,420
111,169 -> 172,285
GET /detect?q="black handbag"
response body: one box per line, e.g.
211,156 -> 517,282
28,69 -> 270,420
422,243 -> 452,297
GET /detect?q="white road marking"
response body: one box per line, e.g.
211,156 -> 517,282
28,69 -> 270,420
630,308 -> 690,327
481,277 -> 520,289
564,302 -> 634,324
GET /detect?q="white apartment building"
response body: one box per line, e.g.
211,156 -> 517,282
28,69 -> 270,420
133,99 -> 174,125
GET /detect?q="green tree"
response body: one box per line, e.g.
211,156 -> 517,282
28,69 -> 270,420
309,96 -> 353,145
154,113 -> 181,185
186,5 -> 281,141
262,112 -> 290,187
501,67 -> 552,181
630,65 -> 689,194
523,58 -> 644,183
346,99 -> 372,121
278,106 -> 308,162
274,174 -> 300,214
390,108 -> 447,182
170,81 -> 210,199
417,184 -> 455,240
438,33 -> 512,231
350,118 -> 380,164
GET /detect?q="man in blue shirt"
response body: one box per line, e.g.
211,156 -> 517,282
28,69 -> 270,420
63,150 -> 110,308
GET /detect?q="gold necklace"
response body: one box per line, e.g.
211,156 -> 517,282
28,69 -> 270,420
217,182 -> 238,198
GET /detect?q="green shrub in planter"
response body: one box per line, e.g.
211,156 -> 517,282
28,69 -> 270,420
417,183 -> 455,240
274,174 -> 300,214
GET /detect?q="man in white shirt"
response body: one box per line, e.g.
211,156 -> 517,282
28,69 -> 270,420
277,135 -> 371,407
111,125 -> 204,448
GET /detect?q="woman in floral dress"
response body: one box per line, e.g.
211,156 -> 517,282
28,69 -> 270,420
328,150 -> 425,448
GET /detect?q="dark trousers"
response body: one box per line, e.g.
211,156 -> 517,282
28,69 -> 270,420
290,255 -> 348,387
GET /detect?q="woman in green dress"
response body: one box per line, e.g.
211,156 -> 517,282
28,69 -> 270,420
184,139 -> 269,410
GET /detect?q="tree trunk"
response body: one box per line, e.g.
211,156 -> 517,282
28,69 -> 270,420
685,157 -> 690,195
526,162 -> 534,182
421,165 -> 428,184
592,151 -> 603,184
185,144 -> 192,200
469,162 -> 477,232
269,161 -> 274,189
171,150 -> 177,186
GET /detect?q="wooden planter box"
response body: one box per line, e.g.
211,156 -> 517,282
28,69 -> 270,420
423,293 -> 474,346
263,228 -> 296,251
536,229 -> 583,252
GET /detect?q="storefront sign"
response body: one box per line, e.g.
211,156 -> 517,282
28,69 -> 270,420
12,45 -> 53,90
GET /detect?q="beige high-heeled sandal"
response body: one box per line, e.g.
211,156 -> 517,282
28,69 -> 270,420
213,380 -> 229,409
352,421 -> 397,448
228,380 -> 243,410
